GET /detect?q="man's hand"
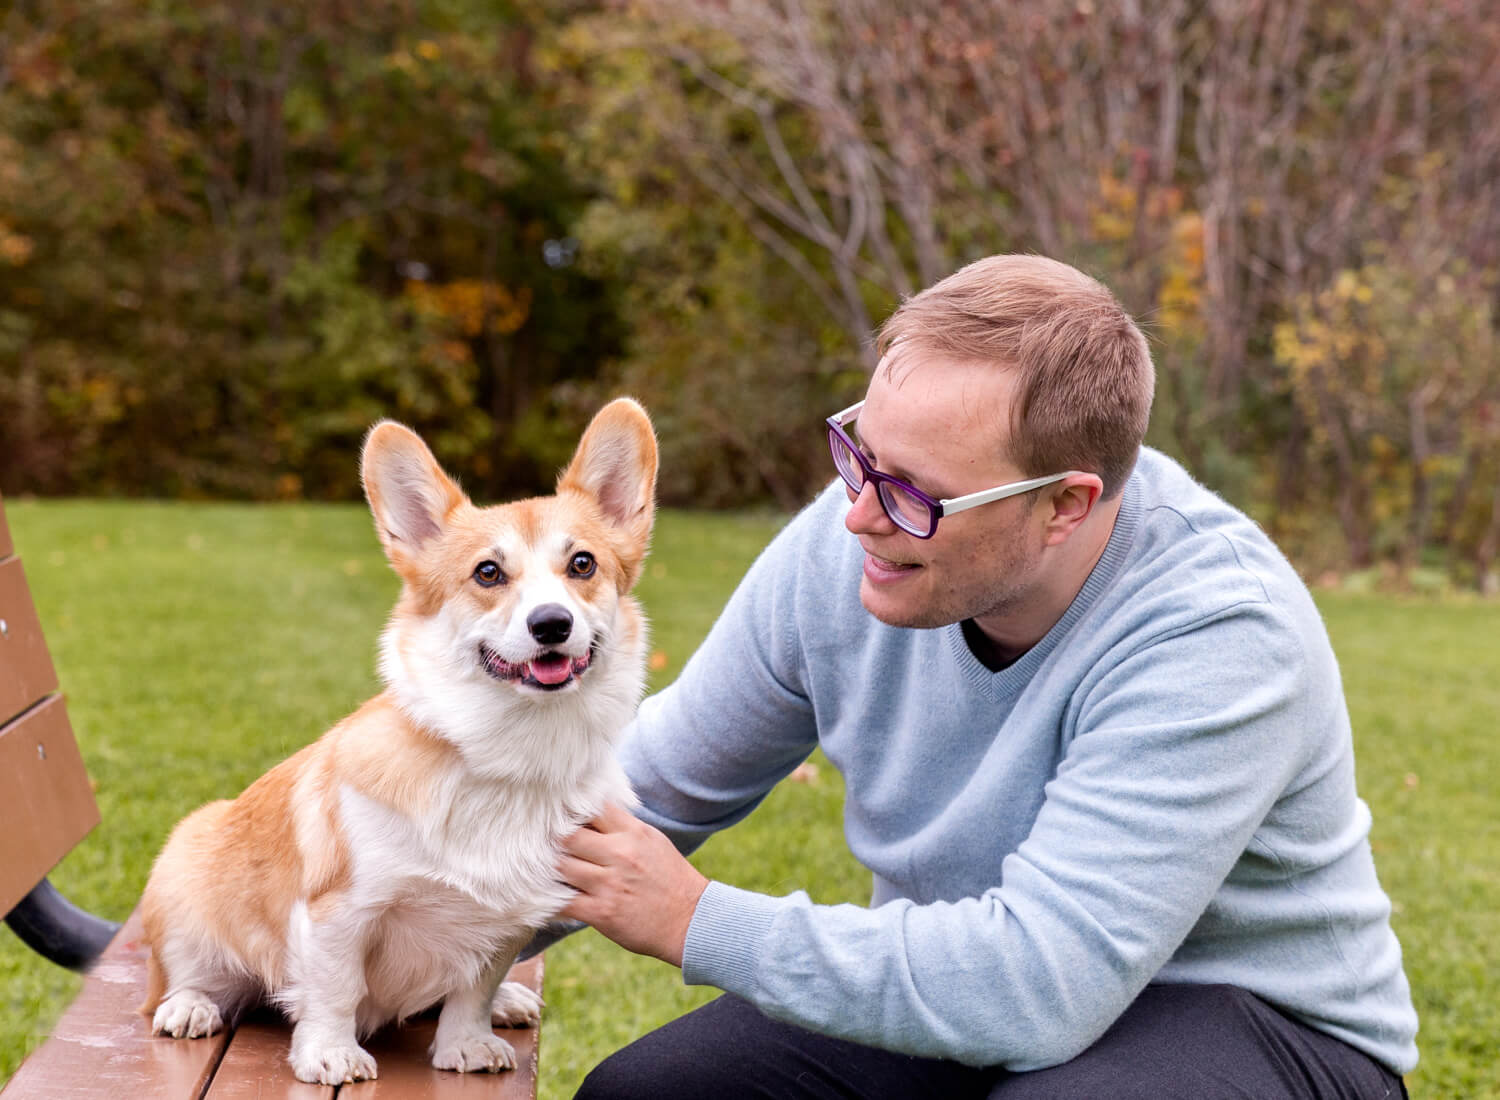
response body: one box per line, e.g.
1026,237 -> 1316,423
556,802 -> 710,968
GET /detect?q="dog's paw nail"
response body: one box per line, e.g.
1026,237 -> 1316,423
491,981 -> 544,1028
292,1044 -> 378,1085
152,991 -> 224,1039
431,1033 -> 516,1073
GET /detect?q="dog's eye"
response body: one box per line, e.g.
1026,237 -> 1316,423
568,551 -> 596,579
473,560 -> 505,587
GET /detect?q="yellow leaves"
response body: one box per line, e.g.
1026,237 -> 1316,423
1272,320 -> 1329,375
387,38 -> 451,77
440,340 -> 473,365
1159,211 -> 1206,335
0,221 -> 34,265
1089,170 -> 1206,337
1090,172 -> 1136,244
405,279 -> 533,337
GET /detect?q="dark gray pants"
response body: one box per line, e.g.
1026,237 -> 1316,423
575,983 -> 1406,1099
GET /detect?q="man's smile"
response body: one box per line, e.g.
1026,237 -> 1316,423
862,550 -> 922,584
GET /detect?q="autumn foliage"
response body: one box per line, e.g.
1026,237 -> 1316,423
2,0 -> 1497,586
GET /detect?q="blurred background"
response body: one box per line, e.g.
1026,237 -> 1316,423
1,0 -> 1497,587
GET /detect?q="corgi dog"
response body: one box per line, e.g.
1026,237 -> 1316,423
139,398 -> 656,1085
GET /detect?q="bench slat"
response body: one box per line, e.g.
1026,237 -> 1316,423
204,957 -> 544,1099
5,911 -> 545,1099
201,1011 -> 333,1099
359,957 -> 543,1100
1,910 -> 231,1098
0,695 -> 103,918
0,492 -> 13,561
0,556 -> 60,723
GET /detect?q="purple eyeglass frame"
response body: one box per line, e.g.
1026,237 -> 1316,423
825,400 -> 1078,539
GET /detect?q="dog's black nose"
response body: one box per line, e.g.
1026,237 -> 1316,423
527,604 -> 573,645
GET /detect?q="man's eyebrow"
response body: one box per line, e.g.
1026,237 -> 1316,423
854,427 -> 935,495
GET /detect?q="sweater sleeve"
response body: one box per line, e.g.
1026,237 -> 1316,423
618,498 -> 822,854
680,599 -> 1319,1070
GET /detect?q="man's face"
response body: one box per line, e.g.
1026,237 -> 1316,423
843,355 -> 1047,631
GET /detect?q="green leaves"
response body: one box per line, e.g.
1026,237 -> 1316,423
0,0 -> 621,502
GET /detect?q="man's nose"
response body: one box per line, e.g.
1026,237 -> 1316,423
844,481 -> 897,536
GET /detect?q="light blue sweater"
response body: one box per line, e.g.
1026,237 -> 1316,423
620,448 -> 1418,1075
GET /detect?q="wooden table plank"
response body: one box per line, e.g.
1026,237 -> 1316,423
0,910 -> 230,1099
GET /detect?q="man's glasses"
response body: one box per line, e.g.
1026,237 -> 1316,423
825,401 -> 1077,539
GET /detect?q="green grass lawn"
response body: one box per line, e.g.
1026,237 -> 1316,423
0,499 -> 1494,1097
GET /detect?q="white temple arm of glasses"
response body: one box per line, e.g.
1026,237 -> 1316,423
831,400 -> 864,424
940,471 -> 1081,515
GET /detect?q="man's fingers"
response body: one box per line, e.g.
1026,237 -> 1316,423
586,801 -> 637,833
557,853 -> 604,891
561,823 -> 615,864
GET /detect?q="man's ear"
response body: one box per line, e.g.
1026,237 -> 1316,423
1042,475 -> 1104,546
361,421 -> 468,568
557,397 -> 658,554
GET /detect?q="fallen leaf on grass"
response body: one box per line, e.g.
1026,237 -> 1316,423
790,762 -> 820,785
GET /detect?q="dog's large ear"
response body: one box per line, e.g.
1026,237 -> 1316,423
557,398 -> 658,566
361,421 -> 468,568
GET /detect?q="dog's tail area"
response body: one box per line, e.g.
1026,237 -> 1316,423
140,946 -> 166,1018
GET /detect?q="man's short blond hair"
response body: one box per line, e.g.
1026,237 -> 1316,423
876,255 -> 1154,499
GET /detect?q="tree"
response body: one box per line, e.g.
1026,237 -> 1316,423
0,0 -> 622,499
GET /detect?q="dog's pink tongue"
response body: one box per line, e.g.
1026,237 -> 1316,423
529,655 -> 573,685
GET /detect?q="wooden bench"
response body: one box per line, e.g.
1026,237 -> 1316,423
0,491 -> 543,1098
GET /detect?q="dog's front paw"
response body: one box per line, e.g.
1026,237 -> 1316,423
152,990 -> 224,1039
431,1032 -> 517,1073
490,980 -> 544,1028
291,1043 -> 378,1085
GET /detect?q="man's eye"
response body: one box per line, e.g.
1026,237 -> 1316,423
568,551 -> 597,578
474,561 -> 505,587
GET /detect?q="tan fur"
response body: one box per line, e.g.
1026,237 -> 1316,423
138,400 -> 657,1084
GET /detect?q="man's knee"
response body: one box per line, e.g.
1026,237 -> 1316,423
572,996 -> 766,1100
990,984 -> 1402,1100
573,1048 -> 652,1100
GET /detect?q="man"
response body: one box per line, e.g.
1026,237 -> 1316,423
553,255 -> 1417,1097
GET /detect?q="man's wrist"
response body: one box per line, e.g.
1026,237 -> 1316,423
681,882 -> 784,992
664,872 -> 711,968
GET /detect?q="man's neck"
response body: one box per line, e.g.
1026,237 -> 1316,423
969,493 -> 1123,663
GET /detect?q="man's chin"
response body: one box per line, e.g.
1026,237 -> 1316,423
859,579 -> 945,630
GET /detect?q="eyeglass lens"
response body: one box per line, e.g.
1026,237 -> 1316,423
828,429 -> 933,534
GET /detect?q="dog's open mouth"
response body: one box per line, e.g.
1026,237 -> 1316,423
479,642 -> 593,692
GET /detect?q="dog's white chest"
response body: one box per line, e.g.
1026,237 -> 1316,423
340,770 -> 619,922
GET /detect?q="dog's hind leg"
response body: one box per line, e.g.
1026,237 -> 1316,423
149,933 -> 253,1039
